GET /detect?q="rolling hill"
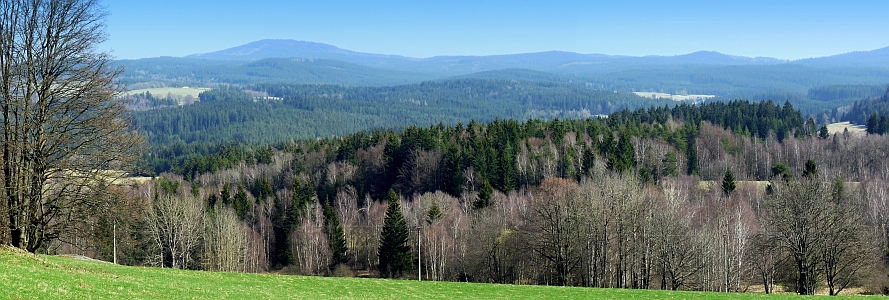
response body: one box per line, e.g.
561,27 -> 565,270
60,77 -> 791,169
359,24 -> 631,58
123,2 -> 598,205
796,46 -> 889,67
0,246 -> 806,299
185,39 -> 789,75
131,79 -> 673,146
115,56 -> 438,87
117,40 -> 889,118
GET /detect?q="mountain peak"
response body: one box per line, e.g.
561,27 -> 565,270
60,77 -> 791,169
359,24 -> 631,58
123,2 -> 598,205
186,39 -> 357,60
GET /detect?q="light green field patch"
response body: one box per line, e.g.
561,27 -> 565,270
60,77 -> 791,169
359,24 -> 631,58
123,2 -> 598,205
0,246 -> 863,299
826,121 -> 867,136
699,180 -> 771,191
122,87 -> 209,101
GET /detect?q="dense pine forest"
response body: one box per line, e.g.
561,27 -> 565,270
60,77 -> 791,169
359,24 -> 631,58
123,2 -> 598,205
58,98 -> 889,295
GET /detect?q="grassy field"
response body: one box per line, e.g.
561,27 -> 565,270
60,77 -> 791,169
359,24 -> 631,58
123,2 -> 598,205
0,246 -> 864,299
699,180 -> 770,191
826,121 -> 867,136
123,87 -> 209,99
633,91 -> 716,102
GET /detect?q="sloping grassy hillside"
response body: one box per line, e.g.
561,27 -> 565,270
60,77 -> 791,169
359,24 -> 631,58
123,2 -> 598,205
0,247 -> 851,299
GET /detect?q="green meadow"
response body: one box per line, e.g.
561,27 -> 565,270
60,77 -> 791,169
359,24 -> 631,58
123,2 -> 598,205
0,247 -> 861,299
123,87 -> 209,99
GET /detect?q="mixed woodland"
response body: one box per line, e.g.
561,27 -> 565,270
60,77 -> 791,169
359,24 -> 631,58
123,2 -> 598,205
60,96 -> 889,295
12,3 -> 889,297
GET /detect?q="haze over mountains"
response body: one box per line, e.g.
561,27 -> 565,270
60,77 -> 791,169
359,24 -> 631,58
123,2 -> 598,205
117,39 -> 889,117
185,39 -> 787,74
185,39 -> 889,71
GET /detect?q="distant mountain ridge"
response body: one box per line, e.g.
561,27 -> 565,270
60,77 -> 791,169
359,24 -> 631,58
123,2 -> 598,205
185,39 -> 889,76
185,40 -> 795,74
796,46 -> 889,67
186,39 -> 417,68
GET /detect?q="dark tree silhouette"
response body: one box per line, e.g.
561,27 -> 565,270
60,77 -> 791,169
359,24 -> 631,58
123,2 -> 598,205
378,189 -> 410,278
722,169 -> 736,196
324,201 -> 348,267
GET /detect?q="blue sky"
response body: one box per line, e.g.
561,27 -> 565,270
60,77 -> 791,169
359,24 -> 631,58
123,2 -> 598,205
101,0 -> 889,60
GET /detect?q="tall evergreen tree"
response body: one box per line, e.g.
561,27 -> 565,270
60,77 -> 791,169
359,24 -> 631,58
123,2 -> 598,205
771,162 -> 794,181
662,151 -> 678,177
581,144 -> 597,177
500,145 -> 518,191
426,201 -> 443,225
233,185 -> 251,219
378,189 -> 410,278
442,146 -> 464,197
867,113 -> 878,134
474,179 -> 494,209
324,200 -> 348,267
803,159 -> 818,179
685,129 -> 698,175
722,169 -> 736,196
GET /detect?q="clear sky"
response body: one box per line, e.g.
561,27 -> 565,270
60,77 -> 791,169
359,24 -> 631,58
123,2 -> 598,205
100,0 -> 889,60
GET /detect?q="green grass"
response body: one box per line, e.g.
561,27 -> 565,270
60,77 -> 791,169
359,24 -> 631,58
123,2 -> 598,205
0,247 -> 861,299
123,87 -> 210,99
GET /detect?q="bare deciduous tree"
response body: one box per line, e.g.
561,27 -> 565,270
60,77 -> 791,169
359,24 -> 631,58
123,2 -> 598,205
525,177 -> 584,286
146,192 -> 205,269
203,206 -> 249,272
0,0 -> 140,252
760,178 -> 867,295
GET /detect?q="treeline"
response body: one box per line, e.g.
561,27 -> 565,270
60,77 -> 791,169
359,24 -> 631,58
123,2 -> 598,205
577,64 -> 889,96
132,79 -> 676,172
867,114 -> 889,135
198,88 -> 253,103
122,91 -> 183,110
151,100 -> 805,186
840,87 -> 889,124
115,57 -> 435,87
808,84 -> 888,101
67,98 -> 889,295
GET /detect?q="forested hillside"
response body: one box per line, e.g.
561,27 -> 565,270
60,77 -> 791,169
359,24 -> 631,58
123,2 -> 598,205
837,87 -> 889,124
116,55 -> 889,119
131,79 -> 671,149
115,57 -> 437,88
72,99 -> 889,296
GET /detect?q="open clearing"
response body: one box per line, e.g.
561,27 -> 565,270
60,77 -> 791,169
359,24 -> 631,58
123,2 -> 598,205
0,246 -> 863,299
826,121 -> 867,136
699,180 -> 770,191
634,91 -> 716,102
122,87 -> 209,99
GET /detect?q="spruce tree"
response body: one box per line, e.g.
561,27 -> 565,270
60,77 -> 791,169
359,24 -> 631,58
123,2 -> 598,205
819,125 -> 830,139
474,179 -> 494,209
582,144 -> 597,177
378,189 -> 410,278
803,159 -> 818,179
324,200 -> 348,267
426,201 -> 443,225
771,162 -> 793,181
685,129 -> 698,175
867,113 -> 878,134
233,185 -> 251,219
607,132 -> 635,172
662,151 -> 678,177
722,169 -> 736,196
